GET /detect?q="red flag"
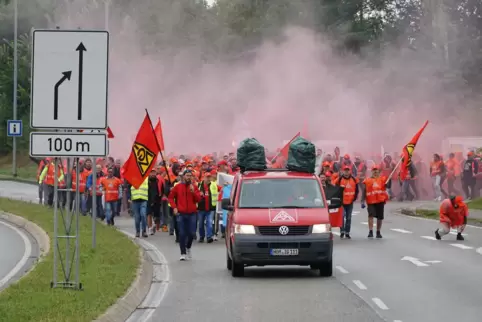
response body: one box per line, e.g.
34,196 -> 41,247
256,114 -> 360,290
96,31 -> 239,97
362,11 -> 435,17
107,126 -> 114,139
276,132 -> 301,161
154,118 -> 165,151
122,114 -> 160,188
399,120 -> 429,180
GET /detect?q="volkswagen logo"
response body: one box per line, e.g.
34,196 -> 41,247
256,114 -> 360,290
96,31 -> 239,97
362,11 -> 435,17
279,226 -> 289,235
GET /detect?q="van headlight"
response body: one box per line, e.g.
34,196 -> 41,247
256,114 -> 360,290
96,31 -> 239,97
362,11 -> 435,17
234,224 -> 256,234
312,224 -> 331,233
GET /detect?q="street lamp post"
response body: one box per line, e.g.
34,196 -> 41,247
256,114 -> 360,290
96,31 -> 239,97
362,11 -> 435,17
12,0 -> 18,177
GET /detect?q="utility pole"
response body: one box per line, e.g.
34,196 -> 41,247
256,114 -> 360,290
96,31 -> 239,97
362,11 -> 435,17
12,0 -> 18,177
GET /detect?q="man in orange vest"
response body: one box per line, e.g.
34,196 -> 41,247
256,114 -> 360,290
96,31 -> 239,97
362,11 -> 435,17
100,167 -> 123,225
435,196 -> 467,241
334,166 -> 359,239
38,158 -> 65,207
35,157 -> 48,205
361,165 -> 388,239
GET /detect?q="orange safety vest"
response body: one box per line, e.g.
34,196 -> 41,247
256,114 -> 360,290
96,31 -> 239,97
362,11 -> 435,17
90,175 -> 104,196
356,162 -> 366,179
44,164 -> 62,186
364,176 -> 388,205
36,160 -> 45,181
430,161 -> 443,176
101,177 -> 122,202
336,176 -> 358,205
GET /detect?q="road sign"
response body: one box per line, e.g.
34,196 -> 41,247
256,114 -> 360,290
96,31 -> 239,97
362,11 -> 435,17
30,132 -> 107,157
7,120 -> 23,137
30,29 -> 109,130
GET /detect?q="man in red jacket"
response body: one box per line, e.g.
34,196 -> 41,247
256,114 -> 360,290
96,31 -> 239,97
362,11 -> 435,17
168,169 -> 202,261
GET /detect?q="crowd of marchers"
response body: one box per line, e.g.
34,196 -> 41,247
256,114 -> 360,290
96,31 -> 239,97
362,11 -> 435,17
29,147 -> 476,260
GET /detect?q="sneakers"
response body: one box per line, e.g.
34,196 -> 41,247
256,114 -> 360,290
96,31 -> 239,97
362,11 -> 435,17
368,230 -> 373,238
186,248 -> 192,260
345,233 -> 351,239
213,235 -> 218,241
180,254 -> 186,261
435,229 -> 441,240
149,227 -> 155,235
142,231 -> 148,238
135,232 -> 140,238
340,232 -> 345,239
199,238 -> 205,243
456,233 -> 464,241
376,231 -> 382,239
207,237 -> 214,243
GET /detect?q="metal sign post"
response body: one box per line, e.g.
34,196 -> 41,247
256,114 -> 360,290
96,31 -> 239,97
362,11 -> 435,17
92,158 -> 97,249
29,28 -> 110,290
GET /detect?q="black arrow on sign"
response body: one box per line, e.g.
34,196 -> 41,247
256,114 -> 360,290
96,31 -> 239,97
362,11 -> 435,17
76,42 -> 86,121
53,71 -> 72,120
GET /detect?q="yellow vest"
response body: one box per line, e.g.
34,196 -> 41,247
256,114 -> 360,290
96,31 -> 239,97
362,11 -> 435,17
130,178 -> 148,201
210,182 -> 218,207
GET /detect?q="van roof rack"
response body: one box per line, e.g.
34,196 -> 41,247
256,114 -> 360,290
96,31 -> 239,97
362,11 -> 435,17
240,168 -> 289,174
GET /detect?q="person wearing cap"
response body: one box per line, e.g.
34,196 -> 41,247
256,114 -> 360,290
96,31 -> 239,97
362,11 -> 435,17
168,169 -> 202,261
361,164 -> 389,239
197,172 -> 217,243
435,196 -> 467,241
333,165 -> 359,239
461,151 -> 478,200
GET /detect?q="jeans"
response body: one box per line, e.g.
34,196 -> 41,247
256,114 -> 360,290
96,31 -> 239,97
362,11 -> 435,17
132,200 -> 147,234
105,201 -> 118,224
177,214 -> 197,255
342,203 -> 353,233
88,195 -> 104,219
198,210 -> 214,239
432,175 -> 442,199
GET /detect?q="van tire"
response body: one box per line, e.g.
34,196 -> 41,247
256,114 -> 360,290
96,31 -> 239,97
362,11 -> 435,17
232,261 -> 244,277
226,251 -> 233,270
318,260 -> 333,277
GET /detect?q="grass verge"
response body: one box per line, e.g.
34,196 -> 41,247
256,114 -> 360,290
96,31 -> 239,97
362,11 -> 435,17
0,155 -> 37,181
0,198 -> 139,322
399,208 -> 482,226
467,198 -> 482,210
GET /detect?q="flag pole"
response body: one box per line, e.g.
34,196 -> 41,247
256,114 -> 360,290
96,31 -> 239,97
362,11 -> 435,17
385,157 -> 403,185
145,109 -> 172,185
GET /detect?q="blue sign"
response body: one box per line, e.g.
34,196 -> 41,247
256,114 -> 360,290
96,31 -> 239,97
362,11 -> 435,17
7,120 -> 23,137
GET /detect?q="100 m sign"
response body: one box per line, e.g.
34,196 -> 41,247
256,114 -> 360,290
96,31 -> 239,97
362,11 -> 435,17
47,137 -> 91,153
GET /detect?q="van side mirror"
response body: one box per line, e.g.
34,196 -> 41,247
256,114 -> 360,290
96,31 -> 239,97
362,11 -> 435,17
221,198 -> 234,211
328,197 -> 342,209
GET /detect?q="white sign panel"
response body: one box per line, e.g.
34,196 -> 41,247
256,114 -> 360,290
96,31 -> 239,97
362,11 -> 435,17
30,29 -> 109,129
30,132 -> 107,157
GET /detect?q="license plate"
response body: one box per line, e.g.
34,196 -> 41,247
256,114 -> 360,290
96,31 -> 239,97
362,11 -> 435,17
270,249 -> 299,256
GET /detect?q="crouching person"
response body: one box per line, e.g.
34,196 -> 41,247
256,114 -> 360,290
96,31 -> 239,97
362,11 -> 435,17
435,196 -> 468,241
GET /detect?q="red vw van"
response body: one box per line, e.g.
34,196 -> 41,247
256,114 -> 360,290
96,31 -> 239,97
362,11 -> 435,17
222,169 -> 342,277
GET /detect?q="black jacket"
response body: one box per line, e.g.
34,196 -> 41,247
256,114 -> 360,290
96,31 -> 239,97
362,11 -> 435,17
197,182 -> 216,211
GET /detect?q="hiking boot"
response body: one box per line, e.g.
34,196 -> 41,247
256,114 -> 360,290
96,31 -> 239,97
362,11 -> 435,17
435,229 -> 441,240
456,233 -> 464,241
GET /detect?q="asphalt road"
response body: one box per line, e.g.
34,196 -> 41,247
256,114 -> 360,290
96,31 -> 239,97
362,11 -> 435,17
0,219 -> 28,291
3,180 -> 482,322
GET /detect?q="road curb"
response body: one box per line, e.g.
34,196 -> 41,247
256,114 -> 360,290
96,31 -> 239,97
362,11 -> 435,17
94,245 -> 153,322
394,209 -> 482,230
0,211 -> 50,259
0,177 -> 37,186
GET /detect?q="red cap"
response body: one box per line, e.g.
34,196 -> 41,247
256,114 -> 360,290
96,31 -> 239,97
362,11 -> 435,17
325,171 -> 332,177
218,160 -> 228,166
343,166 -> 350,170
372,165 -> 380,170
343,154 -> 350,159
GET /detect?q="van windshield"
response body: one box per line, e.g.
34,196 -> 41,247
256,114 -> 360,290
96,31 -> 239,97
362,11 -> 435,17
238,178 -> 325,209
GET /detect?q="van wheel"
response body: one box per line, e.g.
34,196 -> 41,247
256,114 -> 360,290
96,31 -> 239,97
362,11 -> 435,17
318,260 -> 333,277
231,260 -> 244,277
226,251 -> 232,270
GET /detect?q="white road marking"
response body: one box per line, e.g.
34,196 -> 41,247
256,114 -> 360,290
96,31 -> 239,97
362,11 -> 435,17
332,231 -> 341,236
476,247 -> 482,255
449,231 -> 467,236
421,236 -> 437,240
372,297 -> 389,310
424,260 -> 442,264
0,220 -> 33,289
335,266 -> 349,274
121,230 -> 170,322
393,211 -> 482,230
401,256 -> 429,267
361,222 -> 368,225
394,320 -> 403,322
390,228 -> 412,234
353,280 -> 367,290
450,244 -> 473,250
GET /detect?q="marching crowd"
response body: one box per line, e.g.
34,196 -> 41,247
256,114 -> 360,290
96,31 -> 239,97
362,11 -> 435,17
29,147 -> 477,259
